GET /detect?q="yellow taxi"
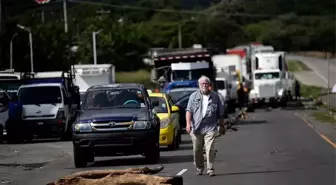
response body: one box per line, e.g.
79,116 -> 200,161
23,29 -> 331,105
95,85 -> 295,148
148,92 -> 181,150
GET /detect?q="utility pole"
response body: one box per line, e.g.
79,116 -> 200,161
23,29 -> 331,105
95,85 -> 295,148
10,33 -> 18,69
34,0 -> 50,23
41,8 -> 45,23
92,29 -> 102,65
29,32 -> 34,72
0,0 -> 2,32
178,24 -> 182,48
327,53 -> 330,110
17,24 -> 34,72
63,0 -> 68,33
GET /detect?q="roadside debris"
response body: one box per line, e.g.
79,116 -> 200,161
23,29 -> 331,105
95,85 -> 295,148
46,165 -> 183,185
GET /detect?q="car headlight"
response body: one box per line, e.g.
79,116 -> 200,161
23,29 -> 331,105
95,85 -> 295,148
277,89 -> 283,96
74,122 -> 92,133
133,121 -> 151,129
160,118 -> 170,128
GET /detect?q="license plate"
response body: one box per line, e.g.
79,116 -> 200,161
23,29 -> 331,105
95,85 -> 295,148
37,122 -> 44,125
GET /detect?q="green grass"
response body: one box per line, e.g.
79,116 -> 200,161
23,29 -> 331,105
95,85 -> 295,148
115,70 -> 156,89
312,111 -> 336,124
287,60 -> 311,72
300,83 -> 326,99
287,60 -> 327,99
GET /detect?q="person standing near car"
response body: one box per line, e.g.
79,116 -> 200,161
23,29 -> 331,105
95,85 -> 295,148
186,75 -> 225,177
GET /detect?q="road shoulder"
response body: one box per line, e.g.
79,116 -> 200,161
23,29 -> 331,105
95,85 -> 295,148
294,110 -> 336,148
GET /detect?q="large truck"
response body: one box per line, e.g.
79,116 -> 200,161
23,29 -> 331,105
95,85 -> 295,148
149,47 -> 217,91
5,70 -> 80,143
249,51 -> 293,107
212,54 -> 241,109
225,43 -> 286,108
71,64 -> 116,100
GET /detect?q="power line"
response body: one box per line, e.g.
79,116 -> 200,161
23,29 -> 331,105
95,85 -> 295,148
69,0 -> 335,19
10,0 -> 336,19
70,0 -> 276,17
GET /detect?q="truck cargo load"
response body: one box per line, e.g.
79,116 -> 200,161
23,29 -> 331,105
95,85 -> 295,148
150,47 -> 217,91
72,64 -> 116,95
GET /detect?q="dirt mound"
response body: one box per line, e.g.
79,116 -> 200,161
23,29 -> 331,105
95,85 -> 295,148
47,165 -> 183,185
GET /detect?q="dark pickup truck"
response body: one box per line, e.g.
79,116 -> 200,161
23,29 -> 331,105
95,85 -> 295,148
72,83 -> 160,168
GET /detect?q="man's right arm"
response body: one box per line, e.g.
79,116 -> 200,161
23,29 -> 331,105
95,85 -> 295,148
185,94 -> 194,128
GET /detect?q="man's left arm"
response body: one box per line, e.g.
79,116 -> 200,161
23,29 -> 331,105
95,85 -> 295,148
217,95 -> 225,127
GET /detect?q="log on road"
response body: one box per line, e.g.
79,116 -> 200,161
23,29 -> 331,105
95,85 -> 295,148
47,165 -> 183,185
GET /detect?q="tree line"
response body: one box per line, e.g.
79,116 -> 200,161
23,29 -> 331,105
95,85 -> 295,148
0,0 -> 334,72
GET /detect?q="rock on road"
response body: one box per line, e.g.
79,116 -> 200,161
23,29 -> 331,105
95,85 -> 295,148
0,109 -> 335,185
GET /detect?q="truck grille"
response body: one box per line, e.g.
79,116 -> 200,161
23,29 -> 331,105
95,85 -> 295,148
258,84 -> 276,98
91,121 -> 134,131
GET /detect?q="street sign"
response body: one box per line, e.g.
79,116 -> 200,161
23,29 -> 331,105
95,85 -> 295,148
35,0 -> 50,4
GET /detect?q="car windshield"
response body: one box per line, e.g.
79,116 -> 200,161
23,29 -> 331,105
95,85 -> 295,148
19,86 -> 62,105
149,96 -> 168,113
83,88 -> 146,109
169,89 -> 197,102
255,72 -> 280,80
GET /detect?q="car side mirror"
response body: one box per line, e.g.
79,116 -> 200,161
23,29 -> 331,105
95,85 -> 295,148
171,105 -> 179,113
228,84 -> 232,89
151,100 -> 159,107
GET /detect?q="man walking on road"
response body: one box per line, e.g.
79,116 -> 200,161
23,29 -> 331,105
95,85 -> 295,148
186,75 -> 225,177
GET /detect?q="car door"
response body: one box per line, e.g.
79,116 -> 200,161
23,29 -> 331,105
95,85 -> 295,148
166,95 -> 180,132
61,88 -> 71,124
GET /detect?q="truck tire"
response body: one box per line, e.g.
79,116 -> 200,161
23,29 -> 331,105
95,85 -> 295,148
73,145 -> 88,168
145,143 -> 160,164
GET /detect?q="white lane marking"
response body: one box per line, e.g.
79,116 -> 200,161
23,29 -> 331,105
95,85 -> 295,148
176,169 -> 188,176
311,69 -> 328,84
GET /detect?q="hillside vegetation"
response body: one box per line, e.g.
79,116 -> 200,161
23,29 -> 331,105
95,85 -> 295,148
0,0 -> 334,72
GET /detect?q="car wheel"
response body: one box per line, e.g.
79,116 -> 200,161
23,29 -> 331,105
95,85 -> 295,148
145,143 -> 160,164
6,127 -> 24,144
73,145 -> 88,168
168,132 -> 178,150
177,131 -> 182,148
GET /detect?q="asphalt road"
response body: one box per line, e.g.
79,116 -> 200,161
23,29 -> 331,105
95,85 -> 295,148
287,54 -> 336,89
0,109 -> 335,185
287,55 -> 336,108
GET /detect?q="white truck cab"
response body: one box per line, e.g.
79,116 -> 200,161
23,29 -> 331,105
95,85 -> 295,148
249,69 -> 284,105
14,71 -> 77,141
18,83 -> 71,122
